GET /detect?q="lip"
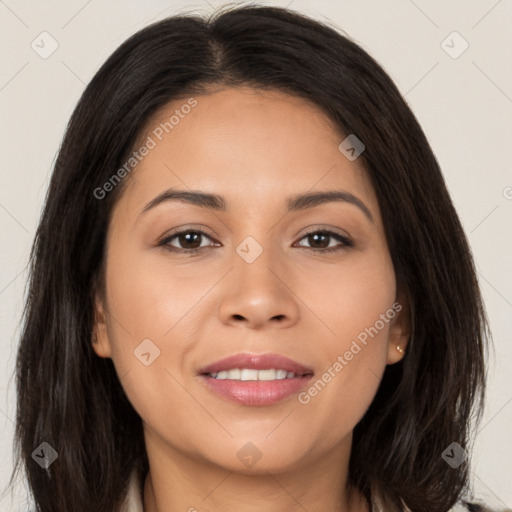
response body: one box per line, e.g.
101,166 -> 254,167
198,353 -> 314,406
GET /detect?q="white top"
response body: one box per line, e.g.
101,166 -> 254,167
118,469 -> 488,512
120,469 -> 144,512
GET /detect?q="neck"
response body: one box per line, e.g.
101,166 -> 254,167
141,431 -> 369,512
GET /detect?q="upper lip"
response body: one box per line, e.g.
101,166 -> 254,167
198,353 -> 314,376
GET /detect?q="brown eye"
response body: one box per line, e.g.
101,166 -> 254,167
158,228 -> 353,255
296,230 -> 353,252
159,230 -> 215,253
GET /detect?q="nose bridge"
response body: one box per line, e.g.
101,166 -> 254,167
234,233 -> 283,296
217,232 -> 299,328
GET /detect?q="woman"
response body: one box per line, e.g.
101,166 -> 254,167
9,4 -> 501,512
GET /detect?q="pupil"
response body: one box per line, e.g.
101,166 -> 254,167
310,233 -> 328,248
180,232 -> 201,249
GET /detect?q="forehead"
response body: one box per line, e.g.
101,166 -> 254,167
117,86 -> 378,220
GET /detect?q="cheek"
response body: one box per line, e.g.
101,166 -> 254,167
301,244 -> 396,343
296,319 -> 391,448
295,249 -> 395,418
104,241 -> 207,344
101,243 -> 213,425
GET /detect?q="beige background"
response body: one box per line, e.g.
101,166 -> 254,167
1,0 -> 511,510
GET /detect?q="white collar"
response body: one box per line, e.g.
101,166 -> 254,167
120,469 -> 144,512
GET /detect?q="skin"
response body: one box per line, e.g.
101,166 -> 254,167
92,86 -> 410,512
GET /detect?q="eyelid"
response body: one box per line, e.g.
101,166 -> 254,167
299,225 -> 351,239
159,224 -> 218,240
157,225 -> 218,247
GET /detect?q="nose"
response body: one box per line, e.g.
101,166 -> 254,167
217,244 -> 300,330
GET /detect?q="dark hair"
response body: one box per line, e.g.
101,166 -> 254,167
8,4 -> 489,511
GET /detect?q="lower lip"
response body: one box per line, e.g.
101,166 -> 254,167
200,375 -> 313,405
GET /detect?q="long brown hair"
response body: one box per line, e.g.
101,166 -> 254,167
8,4 -> 488,511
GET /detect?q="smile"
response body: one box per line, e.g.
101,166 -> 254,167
208,368 -> 299,380
198,353 -> 314,406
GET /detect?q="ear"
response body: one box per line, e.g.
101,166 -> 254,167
386,288 -> 412,365
92,290 -> 113,359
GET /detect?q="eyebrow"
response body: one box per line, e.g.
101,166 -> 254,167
138,188 -> 374,223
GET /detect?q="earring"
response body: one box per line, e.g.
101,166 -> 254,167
396,345 -> 404,354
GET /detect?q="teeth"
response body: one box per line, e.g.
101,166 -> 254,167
209,368 -> 299,380
276,369 -> 287,379
258,369 -> 278,381
240,369 -> 259,381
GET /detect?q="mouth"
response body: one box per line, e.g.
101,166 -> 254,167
198,353 -> 314,406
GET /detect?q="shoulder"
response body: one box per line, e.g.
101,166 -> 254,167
399,496 -> 510,512
453,502 -> 512,512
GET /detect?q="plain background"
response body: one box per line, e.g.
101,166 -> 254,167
0,0 -> 511,510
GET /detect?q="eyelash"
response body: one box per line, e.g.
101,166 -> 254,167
158,228 -> 354,254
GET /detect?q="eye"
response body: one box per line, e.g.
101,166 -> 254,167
158,228 -> 353,254
158,229 -> 218,253
294,230 -> 353,252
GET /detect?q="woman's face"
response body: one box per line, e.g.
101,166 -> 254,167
93,86 -> 409,475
